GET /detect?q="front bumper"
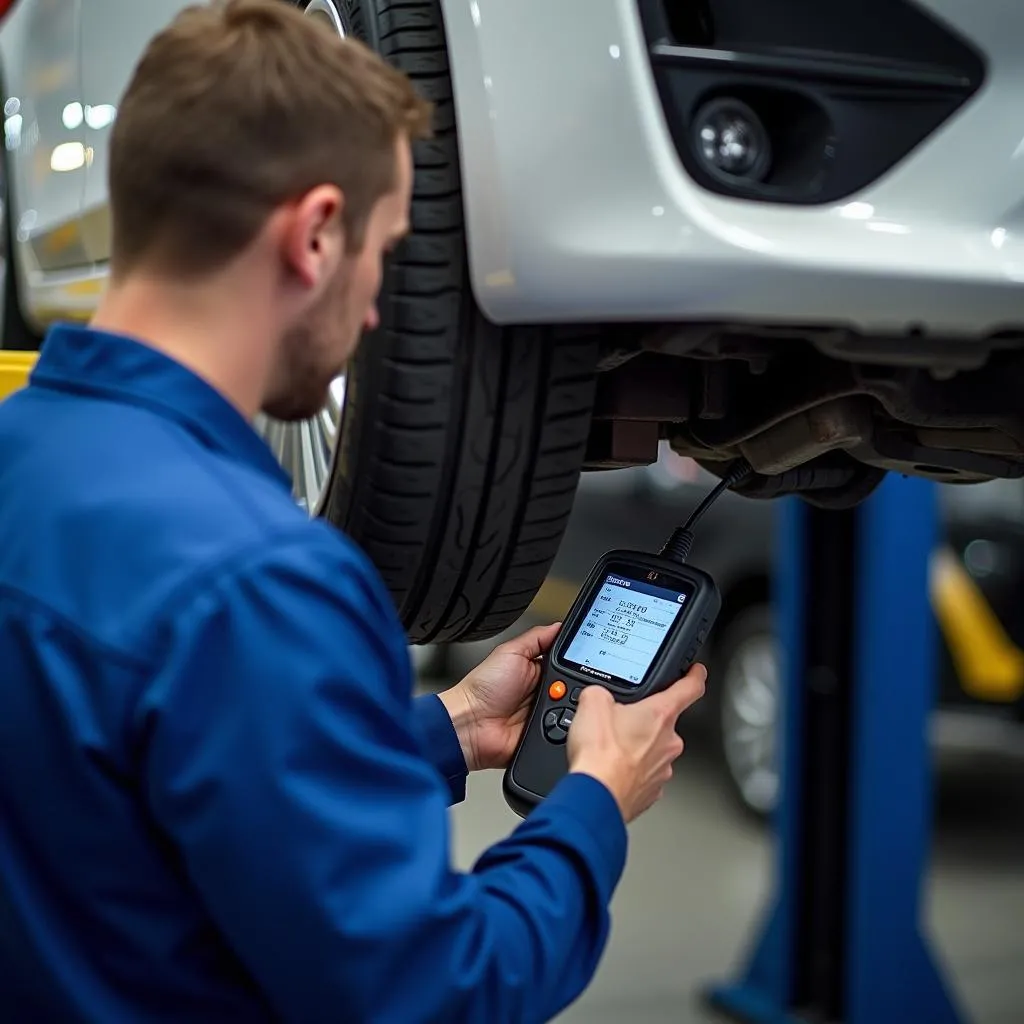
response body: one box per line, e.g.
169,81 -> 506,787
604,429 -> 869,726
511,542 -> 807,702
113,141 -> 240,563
441,0 -> 1024,337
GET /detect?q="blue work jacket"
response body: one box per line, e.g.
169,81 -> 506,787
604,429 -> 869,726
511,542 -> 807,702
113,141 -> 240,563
0,325 -> 627,1023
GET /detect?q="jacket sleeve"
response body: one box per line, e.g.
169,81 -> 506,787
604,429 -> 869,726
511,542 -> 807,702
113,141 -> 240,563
136,525 -> 627,1024
411,693 -> 468,805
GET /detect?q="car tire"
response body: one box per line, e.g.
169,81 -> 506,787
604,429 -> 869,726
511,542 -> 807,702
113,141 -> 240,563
317,0 -> 599,644
709,603 -> 782,821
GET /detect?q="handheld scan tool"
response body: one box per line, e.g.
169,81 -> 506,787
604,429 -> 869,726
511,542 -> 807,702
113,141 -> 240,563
502,460 -> 753,817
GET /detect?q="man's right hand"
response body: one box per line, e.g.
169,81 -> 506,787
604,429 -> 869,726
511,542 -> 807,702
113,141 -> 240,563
566,665 -> 707,823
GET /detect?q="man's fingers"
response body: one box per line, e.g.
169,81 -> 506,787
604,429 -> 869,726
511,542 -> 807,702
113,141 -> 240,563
576,683 -> 614,711
500,621 -> 562,660
655,664 -> 708,715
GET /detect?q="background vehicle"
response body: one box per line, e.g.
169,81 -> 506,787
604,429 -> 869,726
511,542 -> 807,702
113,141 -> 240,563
520,445 -> 1024,818
2,0 -> 1024,646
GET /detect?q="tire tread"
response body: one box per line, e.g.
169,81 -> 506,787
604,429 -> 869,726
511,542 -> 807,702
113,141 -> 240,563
324,0 -> 597,642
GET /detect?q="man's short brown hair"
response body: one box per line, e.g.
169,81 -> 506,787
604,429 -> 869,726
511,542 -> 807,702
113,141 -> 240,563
107,0 -> 433,279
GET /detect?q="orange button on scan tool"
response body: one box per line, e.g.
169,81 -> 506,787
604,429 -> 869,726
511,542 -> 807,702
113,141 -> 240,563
548,680 -> 567,700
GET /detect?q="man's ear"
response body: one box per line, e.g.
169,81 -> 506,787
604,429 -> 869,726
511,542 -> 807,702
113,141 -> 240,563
281,184 -> 345,291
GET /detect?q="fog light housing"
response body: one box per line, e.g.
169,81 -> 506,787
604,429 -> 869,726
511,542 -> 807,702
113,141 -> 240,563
691,97 -> 772,185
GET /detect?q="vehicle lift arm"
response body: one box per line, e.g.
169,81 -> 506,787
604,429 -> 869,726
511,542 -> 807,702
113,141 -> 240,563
706,474 -> 963,1023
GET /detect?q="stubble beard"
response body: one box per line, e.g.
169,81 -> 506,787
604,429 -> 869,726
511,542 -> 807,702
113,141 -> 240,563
262,274 -> 354,423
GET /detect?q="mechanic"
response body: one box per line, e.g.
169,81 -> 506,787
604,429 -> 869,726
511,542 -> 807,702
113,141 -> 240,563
0,2 -> 707,1022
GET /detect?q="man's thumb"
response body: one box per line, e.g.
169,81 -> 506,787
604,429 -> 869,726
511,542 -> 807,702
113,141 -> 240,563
577,683 -> 614,711
503,621 -> 562,660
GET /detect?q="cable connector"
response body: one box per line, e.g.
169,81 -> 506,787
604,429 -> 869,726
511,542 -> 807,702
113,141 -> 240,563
659,526 -> 695,564
720,458 -> 755,491
659,458 -> 754,565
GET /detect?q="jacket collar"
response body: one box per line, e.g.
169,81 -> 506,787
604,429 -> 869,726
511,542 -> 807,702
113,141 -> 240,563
30,323 -> 294,493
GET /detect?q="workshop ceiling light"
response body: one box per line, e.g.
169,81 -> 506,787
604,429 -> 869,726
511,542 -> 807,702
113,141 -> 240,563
50,141 -> 85,173
85,104 -> 116,130
62,101 -> 117,131
62,102 -> 83,130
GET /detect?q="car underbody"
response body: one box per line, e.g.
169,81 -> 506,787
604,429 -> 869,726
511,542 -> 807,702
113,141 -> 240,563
582,322 -> 1024,507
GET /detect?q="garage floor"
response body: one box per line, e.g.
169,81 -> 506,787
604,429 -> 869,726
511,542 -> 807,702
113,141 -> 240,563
423,651 -> 1024,1024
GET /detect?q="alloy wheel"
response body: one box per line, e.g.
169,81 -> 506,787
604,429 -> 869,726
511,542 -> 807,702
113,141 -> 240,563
255,375 -> 347,514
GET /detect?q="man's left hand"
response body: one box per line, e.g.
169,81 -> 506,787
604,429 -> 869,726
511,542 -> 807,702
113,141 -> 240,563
437,622 -> 561,772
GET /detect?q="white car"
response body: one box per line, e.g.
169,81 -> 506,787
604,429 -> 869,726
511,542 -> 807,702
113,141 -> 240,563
1,0 -> 1022,644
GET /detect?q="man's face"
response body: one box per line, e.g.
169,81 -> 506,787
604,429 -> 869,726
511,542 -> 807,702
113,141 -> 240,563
264,136 -> 413,422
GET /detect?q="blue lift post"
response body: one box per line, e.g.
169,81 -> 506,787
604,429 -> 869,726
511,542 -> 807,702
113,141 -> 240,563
704,473 -> 965,1024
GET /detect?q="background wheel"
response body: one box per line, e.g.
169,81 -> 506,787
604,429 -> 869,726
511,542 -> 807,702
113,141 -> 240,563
312,0 -> 598,644
710,603 -> 782,820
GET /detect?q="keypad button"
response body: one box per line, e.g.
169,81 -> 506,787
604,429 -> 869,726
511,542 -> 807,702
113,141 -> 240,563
542,712 -> 569,744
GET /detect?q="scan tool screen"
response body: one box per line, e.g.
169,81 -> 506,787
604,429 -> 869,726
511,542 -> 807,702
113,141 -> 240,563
561,571 -> 690,685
